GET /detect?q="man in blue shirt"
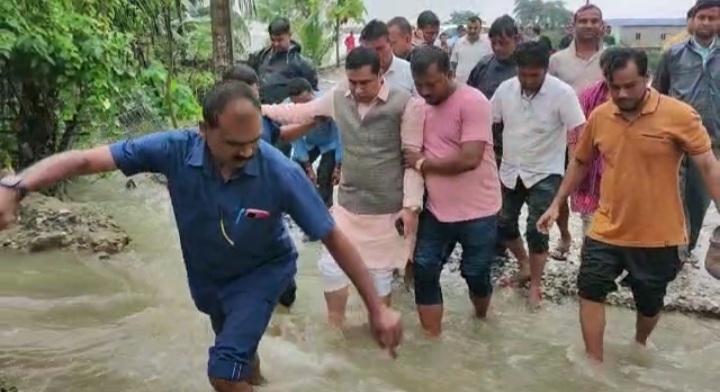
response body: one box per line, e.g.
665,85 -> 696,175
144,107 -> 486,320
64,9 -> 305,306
222,65 -> 324,307
287,78 -> 342,208
0,81 -> 403,392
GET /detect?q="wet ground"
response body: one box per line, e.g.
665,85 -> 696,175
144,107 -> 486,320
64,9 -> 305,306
1,176 -> 720,392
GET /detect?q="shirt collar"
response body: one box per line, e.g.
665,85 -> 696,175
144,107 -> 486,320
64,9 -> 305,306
691,35 -> 718,50
569,39 -> 605,59
385,56 -> 401,76
611,88 -> 660,116
186,135 -> 260,177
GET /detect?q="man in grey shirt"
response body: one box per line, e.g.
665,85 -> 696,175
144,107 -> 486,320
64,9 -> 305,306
653,0 -> 720,266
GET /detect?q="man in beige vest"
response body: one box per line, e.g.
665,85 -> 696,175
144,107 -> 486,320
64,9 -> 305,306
261,47 -> 425,327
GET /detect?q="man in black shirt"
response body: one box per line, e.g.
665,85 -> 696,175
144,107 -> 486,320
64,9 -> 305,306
467,14 -> 520,260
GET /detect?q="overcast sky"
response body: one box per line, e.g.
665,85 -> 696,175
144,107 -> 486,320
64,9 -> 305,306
364,0 -> 697,22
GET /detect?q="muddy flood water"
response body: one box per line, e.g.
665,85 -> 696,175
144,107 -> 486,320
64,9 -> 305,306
2,176 -> 720,392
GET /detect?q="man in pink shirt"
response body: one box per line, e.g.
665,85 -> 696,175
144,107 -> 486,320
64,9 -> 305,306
403,47 -> 501,337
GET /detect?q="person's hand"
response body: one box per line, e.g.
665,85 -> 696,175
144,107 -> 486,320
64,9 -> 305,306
305,167 -> 318,185
399,207 -> 419,238
313,115 -> 331,125
332,166 -> 341,185
0,188 -> 20,231
536,202 -> 560,235
368,304 -> 403,358
402,150 -> 424,169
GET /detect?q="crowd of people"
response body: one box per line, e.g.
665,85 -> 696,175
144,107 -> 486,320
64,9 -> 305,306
1,1 -> 720,392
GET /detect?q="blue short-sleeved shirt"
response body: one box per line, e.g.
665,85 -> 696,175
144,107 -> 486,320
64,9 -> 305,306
261,116 -> 281,145
109,130 -> 335,292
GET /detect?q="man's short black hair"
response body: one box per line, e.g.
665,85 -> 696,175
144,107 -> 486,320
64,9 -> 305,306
488,15 -> 519,38
345,46 -> 381,74
202,81 -> 259,128
287,77 -> 314,97
467,15 -> 482,24
360,19 -> 390,42
387,16 -> 413,35
690,0 -> 720,17
410,46 -> 451,75
417,10 -> 440,28
574,4 -> 603,22
601,47 -> 648,82
514,42 -> 550,68
222,64 -> 259,86
532,25 -> 542,34
268,17 -> 291,36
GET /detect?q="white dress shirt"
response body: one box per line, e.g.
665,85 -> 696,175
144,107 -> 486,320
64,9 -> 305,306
491,75 -> 586,189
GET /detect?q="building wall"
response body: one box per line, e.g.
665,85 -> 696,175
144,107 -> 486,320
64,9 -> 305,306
616,25 -> 687,49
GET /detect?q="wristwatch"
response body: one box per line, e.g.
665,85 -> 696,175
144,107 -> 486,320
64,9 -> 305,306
0,175 -> 28,200
406,205 -> 422,214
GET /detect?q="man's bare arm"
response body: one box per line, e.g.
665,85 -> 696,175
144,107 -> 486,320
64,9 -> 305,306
549,156 -> 591,207
690,150 -> 720,205
279,121 -> 322,142
18,146 -> 117,192
422,141 -> 486,175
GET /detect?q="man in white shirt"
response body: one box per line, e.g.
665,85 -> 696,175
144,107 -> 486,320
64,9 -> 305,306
361,19 -> 417,95
491,42 -> 585,306
451,16 -> 492,84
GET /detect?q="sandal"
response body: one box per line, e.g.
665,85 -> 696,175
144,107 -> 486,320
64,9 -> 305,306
550,241 -> 571,261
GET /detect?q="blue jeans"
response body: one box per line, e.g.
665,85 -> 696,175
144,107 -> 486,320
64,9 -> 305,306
413,211 -> 498,305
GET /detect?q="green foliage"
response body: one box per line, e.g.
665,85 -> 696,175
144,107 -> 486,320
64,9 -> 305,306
255,0 -> 364,66
513,0 -> 573,29
140,62 -> 202,122
446,10 -> 480,26
0,0 -> 139,168
0,0 -> 258,174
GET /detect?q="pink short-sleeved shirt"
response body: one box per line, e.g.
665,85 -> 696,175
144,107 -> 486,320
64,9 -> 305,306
423,85 -> 501,223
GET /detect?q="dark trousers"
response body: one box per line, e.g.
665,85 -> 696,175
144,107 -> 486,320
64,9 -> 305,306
276,141 -> 292,158
296,147 -> 336,208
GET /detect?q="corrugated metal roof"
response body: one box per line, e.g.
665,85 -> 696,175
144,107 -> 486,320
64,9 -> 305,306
605,18 -> 687,27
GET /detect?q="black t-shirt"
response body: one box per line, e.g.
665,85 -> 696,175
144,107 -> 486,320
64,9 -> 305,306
558,34 -> 573,50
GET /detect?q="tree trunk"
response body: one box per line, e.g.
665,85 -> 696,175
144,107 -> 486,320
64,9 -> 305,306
335,19 -> 341,67
16,81 -> 57,170
163,5 -> 179,128
210,0 -> 234,79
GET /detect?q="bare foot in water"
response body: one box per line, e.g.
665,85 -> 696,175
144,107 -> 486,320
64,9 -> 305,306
527,285 -> 542,308
510,268 -> 531,286
249,353 -> 268,386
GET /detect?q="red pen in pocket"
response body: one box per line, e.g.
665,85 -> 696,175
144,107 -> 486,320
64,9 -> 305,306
245,208 -> 270,219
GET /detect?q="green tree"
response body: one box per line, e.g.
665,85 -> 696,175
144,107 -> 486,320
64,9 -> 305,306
513,0 -> 572,29
1,0 -> 137,169
447,10 -> 480,26
0,0 -> 256,181
327,0 -> 366,66
255,0 -> 363,66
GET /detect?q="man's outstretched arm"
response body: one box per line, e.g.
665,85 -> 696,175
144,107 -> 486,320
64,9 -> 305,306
15,131 -> 175,193
15,146 -> 117,193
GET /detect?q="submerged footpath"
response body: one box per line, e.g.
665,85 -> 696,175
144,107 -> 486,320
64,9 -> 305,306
442,207 -> 720,318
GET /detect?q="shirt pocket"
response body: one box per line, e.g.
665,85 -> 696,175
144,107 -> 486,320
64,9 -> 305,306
634,133 -> 674,156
